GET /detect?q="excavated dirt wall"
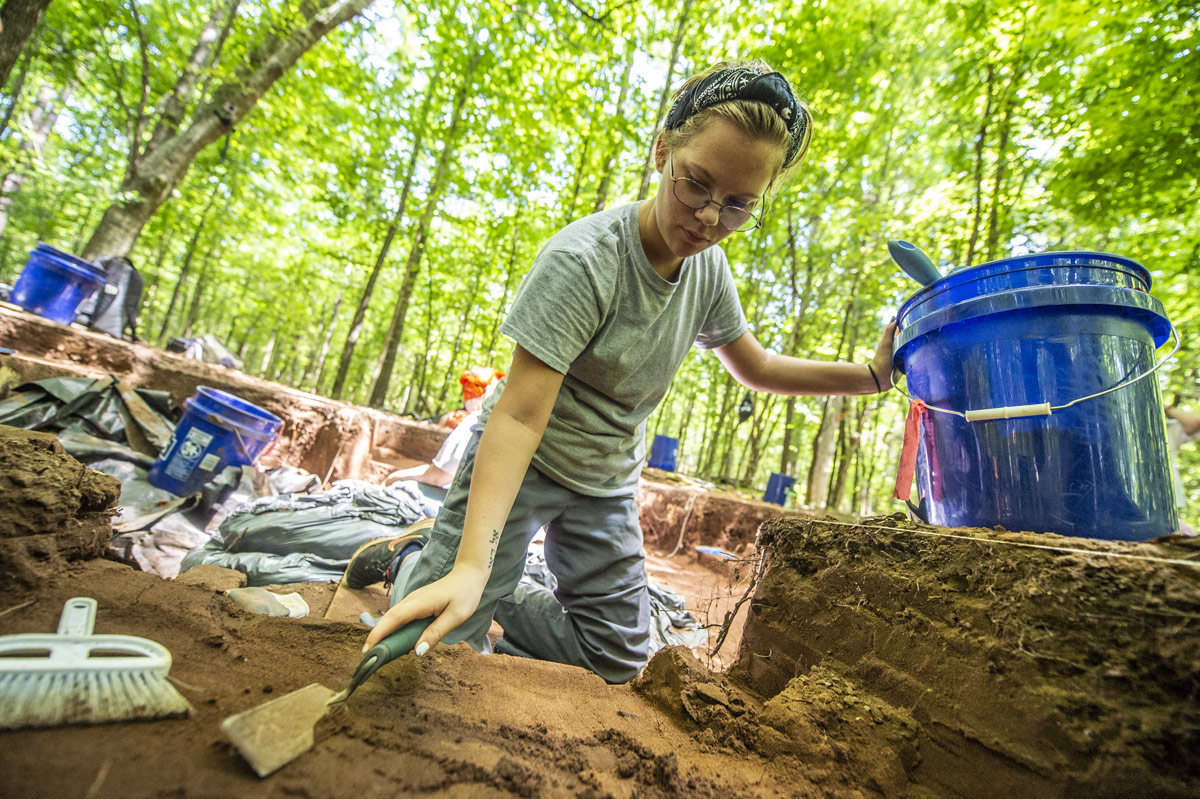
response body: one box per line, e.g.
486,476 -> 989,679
734,515 -> 1200,798
0,305 -> 803,555
0,306 -> 448,482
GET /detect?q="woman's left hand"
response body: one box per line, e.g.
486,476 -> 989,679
871,321 -> 898,391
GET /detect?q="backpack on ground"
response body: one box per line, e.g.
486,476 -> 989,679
80,256 -> 144,341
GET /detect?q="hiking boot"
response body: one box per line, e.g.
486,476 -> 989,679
343,517 -> 435,589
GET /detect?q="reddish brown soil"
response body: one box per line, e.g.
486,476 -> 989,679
5,310 -> 1198,798
0,425 -> 120,587
736,515 -> 1200,798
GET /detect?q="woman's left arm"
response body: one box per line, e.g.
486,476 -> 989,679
714,322 -> 897,396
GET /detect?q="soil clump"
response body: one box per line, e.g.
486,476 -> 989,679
0,424 -> 120,587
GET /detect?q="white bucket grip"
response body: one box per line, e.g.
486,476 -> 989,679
964,403 -> 1052,422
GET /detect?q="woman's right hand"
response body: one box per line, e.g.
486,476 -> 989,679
362,564 -> 488,655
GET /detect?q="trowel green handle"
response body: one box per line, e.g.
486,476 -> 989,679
339,617 -> 432,701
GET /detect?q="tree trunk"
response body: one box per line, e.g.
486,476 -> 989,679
805,395 -> 843,508
330,68 -> 441,399
829,398 -> 867,511
592,55 -> 634,213
310,287 -> 345,391
408,269 -> 439,415
0,83 -> 72,238
964,62 -> 995,267
257,331 -> 277,376
438,248 -> 487,408
80,0 -> 373,260
182,240 -> 219,337
0,0 -> 51,87
636,0 -> 693,200
739,395 -> 779,489
0,29 -> 38,139
562,131 -> 592,225
778,212 -> 813,476
158,181 -> 220,340
368,49 -> 482,408
984,93 -> 1017,262
483,216 -> 519,361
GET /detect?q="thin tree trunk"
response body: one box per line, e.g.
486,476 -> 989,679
81,0 -> 373,260
483,216 -> 519,361
636,0 -> 693,200
562,132 -> 592,225
257,331 -> 277,376
829,397 -> 867,511
0,31 -> 38,139
805,396 -> 842,507
369,49 -> 483,408
593,55 -> 634,213
330,67 -> 441,399
181,239 -> 219,337
158,181 -> 220,340
984,94 -> 1017,262
310,287 -> 345,391
406,267 -> 437,416
804,274 -> 861,504
964,62 -> 995,267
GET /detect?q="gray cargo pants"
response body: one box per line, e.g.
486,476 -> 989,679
390,429 -> 650,684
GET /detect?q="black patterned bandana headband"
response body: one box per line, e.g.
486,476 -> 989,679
665,68 -> 809,167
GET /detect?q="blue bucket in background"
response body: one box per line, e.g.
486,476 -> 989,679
9,243 -> 106,325
147,387 -> 283,496
763,473 -> 796,506
647,434 -> 679,471
893,251 -> 1176,541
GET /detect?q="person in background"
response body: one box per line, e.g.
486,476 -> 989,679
1166,403 -> 1200,535
384,367 -> 505,490
353,59 -> 896,683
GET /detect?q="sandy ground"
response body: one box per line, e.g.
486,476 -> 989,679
0,559 -> 803,799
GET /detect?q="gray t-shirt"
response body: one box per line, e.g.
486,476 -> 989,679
484,202 -> 748,497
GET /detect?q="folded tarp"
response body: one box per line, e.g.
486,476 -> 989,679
179,480 -> 438,585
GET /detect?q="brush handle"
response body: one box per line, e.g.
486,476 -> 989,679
342,617 -> 433,700
57,597 -> 97,636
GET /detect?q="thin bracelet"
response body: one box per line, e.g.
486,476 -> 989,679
866,363 -> 882,393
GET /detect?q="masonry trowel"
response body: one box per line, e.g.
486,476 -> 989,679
221,617 -> 431,777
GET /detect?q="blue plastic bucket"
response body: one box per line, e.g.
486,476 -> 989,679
893,251 -> 1176,541
763,473 -> 796,506
9,243 -> 106,324
647,434 -> 679,471
147,387 -> 283,496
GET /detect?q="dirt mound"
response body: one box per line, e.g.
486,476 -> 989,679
0,424 -> 120,586
736,514 -> 1200,798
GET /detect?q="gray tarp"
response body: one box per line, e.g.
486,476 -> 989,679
179,481 -> 438,585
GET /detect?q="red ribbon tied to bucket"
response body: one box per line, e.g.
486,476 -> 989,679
892,400 -> 926,501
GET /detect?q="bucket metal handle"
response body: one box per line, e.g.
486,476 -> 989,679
891,324 -> 1181,421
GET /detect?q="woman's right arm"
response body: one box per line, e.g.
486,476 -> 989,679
362,344 -> 564,654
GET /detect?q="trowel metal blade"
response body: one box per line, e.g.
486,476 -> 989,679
221,682 -> 337,778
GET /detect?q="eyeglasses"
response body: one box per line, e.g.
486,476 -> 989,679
667,154 -> 763,232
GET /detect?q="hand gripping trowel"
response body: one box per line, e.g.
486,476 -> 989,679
221,617 -> 431,777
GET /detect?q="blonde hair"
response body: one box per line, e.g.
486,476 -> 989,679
662,59 -> 813,186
